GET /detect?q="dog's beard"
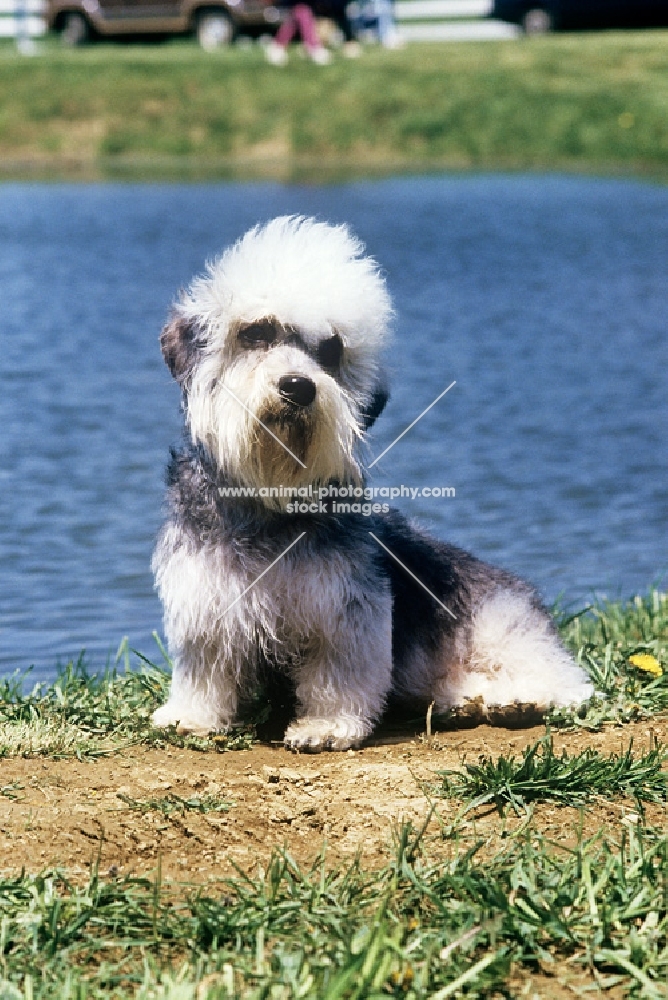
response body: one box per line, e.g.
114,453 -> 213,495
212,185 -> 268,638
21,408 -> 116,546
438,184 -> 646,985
250,390 -> 363,507
251,404 -> 313,479
186,353 -> 363,509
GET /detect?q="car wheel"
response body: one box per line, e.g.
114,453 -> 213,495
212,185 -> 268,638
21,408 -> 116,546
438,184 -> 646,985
60,10 -> 90,45
196,10 -> 234,49
522,7 -> 553,33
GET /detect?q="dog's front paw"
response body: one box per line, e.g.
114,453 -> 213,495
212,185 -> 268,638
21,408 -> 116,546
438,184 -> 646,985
151,703 -> 182,729
284,717 -> 369,752
151,702 -> 228,737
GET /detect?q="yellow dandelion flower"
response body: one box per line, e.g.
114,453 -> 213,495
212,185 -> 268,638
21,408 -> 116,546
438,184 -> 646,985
629,654 -> 663,677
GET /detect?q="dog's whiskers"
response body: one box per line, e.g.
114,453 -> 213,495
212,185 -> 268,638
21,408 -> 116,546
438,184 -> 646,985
219,380 -> 308,469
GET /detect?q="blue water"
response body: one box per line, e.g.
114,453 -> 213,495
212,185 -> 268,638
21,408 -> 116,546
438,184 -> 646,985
1,176 -> 666,682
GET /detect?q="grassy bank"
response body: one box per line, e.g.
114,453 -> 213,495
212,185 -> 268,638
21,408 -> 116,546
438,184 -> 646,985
1,819 -> 667,999
1,31 -> 667,179
0,591 -> 666,998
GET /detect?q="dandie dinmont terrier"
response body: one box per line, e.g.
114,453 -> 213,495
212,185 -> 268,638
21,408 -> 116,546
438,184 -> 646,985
151,215 -> 593,750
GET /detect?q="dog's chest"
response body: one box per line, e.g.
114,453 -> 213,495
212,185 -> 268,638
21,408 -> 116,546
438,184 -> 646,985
194,523 -> 386,654
226,540 -> 363,641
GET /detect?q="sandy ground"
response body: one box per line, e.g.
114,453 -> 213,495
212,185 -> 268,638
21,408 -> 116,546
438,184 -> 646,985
1,716 -> 666,884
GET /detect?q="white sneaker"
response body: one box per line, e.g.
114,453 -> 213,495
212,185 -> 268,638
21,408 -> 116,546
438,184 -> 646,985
265,41 -> 288,65
342,40 -> 362,57
382,30 -> 404,48
309,46 -> 331,64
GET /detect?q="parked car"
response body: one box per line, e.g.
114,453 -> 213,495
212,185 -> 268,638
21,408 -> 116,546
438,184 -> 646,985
492,0 -> 668,34
46,0 -> 282,47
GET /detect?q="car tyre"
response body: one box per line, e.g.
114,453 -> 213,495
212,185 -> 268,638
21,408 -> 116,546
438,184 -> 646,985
60,10 -> 90,45
522,7 -> 553,33
196,9 -> 234,49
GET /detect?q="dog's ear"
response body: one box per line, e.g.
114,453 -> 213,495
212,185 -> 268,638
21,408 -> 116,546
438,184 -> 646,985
361,383 -> 389,430
160,312 -> 203,384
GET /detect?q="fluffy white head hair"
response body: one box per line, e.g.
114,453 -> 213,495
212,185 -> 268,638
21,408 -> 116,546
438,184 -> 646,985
162,216 -> 393,500
181,215 -> 392,364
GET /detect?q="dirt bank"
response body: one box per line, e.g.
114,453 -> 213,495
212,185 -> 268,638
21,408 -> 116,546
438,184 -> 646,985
2,717 -> 666,884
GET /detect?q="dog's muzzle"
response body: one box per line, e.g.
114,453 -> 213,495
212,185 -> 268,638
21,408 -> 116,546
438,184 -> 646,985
278,375 -> 316,408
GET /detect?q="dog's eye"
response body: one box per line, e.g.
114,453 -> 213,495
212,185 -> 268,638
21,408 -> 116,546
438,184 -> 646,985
317,334 -> 343,371
238,321 -> 276,348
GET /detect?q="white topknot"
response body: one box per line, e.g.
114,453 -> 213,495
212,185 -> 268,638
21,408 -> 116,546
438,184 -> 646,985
181,215 -> 393,354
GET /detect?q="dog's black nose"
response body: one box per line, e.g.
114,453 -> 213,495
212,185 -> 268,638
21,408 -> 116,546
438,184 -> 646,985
278,376 -> 316,408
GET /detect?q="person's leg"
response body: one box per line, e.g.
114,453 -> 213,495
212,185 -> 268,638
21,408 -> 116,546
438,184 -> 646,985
266,8 -> 295,62
275,9 -> 297,45
375,0 -> 402,46
329,0 -> 355,41
292,3 -> 320,50
293,3 -> 332,61
327,0 -> 361,54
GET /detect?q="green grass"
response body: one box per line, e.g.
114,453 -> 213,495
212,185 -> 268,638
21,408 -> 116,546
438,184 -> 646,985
0,781 -> 24,801
437,734 -> 668,816
0,590 -> 666,997
0,642 -> 255,758
1,31 -> 668,178
549,588 -> 668,729
116,792 -> 233,816
0,821 -> 667,998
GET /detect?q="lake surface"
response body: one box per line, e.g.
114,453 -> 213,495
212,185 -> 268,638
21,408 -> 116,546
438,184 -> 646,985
1,175 -> 666,683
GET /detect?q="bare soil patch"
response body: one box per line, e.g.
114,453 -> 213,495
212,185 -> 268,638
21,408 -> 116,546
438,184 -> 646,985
2,717 -> 666,885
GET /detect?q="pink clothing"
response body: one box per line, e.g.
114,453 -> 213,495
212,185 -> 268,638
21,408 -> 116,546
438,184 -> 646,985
275,3 -> 320,50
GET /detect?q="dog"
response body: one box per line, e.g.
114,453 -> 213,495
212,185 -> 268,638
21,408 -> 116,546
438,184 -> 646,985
151,215 -> 593,750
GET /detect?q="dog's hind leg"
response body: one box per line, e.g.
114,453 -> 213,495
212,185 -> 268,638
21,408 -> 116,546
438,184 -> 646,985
432,588 -> 593,717
283,591 -> 393,752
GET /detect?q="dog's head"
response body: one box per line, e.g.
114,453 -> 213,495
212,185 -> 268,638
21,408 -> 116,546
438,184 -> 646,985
162,216 -> 392,504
